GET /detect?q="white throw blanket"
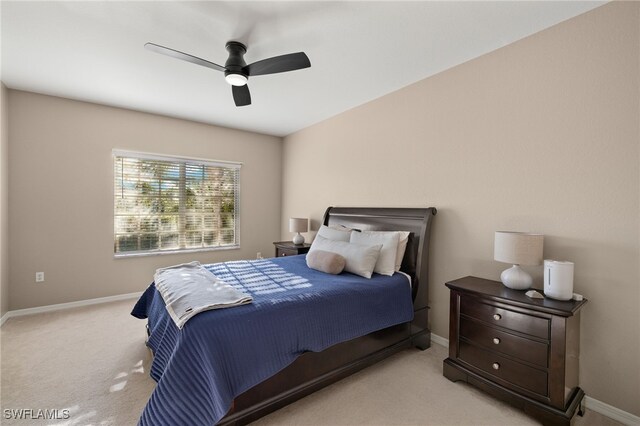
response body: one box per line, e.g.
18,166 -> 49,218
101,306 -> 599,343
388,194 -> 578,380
154,261 -> 253,329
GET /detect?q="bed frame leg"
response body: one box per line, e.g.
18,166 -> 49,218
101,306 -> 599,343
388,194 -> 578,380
412,331 -> 431,350
411,307 -> 430,350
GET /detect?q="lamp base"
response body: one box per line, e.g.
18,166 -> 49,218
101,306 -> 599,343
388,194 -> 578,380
292,233 -> 305,245
500,265 -> 532,290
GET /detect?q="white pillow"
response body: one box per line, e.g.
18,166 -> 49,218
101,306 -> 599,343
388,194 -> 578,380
395,232 -> 411,271
317,224 -> 351,242
309,235 -> 382,279
350,231 -> 400,276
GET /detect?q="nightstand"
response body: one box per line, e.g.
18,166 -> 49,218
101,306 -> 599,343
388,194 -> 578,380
273,241 -> 311,258
443,276 -> 587,426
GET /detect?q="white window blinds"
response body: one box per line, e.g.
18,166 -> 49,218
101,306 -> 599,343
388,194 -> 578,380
113,151 -> 240,256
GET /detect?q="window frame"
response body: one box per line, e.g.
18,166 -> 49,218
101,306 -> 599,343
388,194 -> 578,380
112,150 -> 241,258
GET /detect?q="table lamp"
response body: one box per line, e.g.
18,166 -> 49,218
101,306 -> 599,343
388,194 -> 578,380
289,218 -> 308,245
494,231 -> 544,290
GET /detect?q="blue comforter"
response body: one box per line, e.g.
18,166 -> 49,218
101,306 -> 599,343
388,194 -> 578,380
131,255 -> 414,425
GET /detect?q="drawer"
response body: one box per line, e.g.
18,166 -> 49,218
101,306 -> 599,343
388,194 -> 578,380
460,317 -> 548,367
460,296 -> 549,339
277,248 -> 299,257
459,340 -> 548,396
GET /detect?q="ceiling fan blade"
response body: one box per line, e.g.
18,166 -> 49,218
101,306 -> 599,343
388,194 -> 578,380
145,42 -> 226,72
244,52 -> 310,76
232,85 -> 251,107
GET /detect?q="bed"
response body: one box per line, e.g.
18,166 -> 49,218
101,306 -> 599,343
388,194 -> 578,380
132,206 -> 437,425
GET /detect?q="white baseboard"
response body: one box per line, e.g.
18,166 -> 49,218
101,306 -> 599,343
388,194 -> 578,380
430,333 -> 639,425
431,332 -> 449,348
0,291 -> 141,326
584,396 -> 640,425
0,311 -> 9,326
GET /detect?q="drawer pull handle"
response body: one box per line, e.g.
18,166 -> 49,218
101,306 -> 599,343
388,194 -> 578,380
493,314 -> 502,321
492,362 -> 500,370
493,338 -> 500,345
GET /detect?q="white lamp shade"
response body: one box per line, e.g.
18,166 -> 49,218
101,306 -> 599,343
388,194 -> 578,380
289,218 -> 308,233
494,231 -> 543,266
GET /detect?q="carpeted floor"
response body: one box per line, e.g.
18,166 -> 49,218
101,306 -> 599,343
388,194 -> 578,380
0,299 -> 621,426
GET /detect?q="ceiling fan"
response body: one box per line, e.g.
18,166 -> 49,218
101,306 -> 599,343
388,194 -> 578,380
145,41 -> 311,107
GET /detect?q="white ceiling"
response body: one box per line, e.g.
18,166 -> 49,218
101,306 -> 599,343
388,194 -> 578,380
1,1 -> 605,137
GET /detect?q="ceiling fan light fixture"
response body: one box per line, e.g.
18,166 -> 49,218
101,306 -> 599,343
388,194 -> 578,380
225,73 -> 248,86
145,40 -> 310,106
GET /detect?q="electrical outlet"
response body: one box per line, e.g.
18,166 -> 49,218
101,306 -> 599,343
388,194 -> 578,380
35,272 -> 45,282
256,252 -> 263,259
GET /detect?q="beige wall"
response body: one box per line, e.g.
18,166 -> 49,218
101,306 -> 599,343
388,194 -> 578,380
282,2 -> 639,416
8,90 -> 282,310
0,83 -> 8,318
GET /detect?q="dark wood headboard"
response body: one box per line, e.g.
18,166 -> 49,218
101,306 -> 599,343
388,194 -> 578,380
322,206 -> 437,312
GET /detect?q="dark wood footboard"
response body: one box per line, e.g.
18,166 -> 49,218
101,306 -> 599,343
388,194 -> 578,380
221,324 -> 412,425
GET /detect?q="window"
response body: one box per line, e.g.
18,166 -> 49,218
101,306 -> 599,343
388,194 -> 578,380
113,150 -> 240,256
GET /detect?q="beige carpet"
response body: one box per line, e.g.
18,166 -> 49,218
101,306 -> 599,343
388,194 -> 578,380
0,299 -> 621,426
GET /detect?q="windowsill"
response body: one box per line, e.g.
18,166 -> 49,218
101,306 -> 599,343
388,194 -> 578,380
114,244 -> 240,259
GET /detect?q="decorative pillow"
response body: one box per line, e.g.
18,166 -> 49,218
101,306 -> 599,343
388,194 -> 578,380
350,231 -> 400,276
317,224 -> 351,242
395,232 -> 411,271
306,250 -> 346,275
309,235 -> 382,279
